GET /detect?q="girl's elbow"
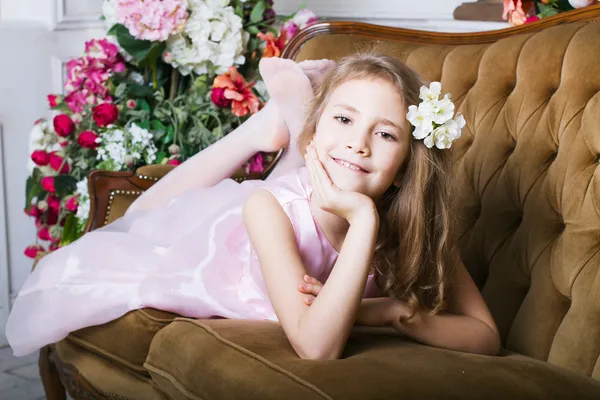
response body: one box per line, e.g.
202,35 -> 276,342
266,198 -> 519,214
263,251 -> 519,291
292,338 -> 341,360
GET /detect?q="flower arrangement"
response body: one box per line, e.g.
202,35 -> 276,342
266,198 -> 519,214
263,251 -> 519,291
24,0 -> 319,259
406,82 -> 465,150
502,0 -> 597,26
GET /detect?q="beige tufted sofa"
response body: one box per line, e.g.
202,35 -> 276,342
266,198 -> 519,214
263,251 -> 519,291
37,6 -> 600,400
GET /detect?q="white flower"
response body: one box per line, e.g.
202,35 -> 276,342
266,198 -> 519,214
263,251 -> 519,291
75,178 -> 90,221
407,105 -> 434,140
431,94 -> 455,125
101,0 -> 118,30
568,0 -> 595,8
424,118 -> 464,150
166,0 -> 247,75
419,82 -> 442,102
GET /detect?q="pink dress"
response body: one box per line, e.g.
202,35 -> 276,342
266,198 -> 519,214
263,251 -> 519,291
6,167 -> 382,356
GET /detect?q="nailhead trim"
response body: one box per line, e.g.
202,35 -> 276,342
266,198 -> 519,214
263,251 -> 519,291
105,189 -> 143,225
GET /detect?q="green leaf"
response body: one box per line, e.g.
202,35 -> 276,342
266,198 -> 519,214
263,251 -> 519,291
155,151 -> 167,164
151,119 -> 167,133
537,3 -> 559,18
25,176 -> 42,210
250,0 -> 266,23
247,26 -> 260,35
139,99 -> 151,112
163,125 -> 174,145
139,120 -> 151,130
127,83 -> 155,97
53,175 -> 77,197
59,213 -> 78,246
139,41 -> 167,68
111,24 -> 153,62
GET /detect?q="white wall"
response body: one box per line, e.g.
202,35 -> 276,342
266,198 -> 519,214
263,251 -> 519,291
0,0 -> 507,346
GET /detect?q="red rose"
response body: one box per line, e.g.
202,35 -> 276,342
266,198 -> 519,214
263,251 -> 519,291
24,205 -> 40,217
49,152 -> 70,173
47,195 -> 60,212
49,242 -> 61,251
41,176 -> 56,193
53,114 -> 75,137
38,226 -> 52,241
65,195 -> 78,212
211,87 -> 232,108
47,94 -> 59,108
167,158 -> 181,166
92,103 -> 119,127
31,150 -> 50,166
24,244 -> 45,258
78,130 -> 100,149
46,208 -> 59,225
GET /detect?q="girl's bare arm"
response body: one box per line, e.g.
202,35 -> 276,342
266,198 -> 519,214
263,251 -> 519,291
243,189 -> 378,360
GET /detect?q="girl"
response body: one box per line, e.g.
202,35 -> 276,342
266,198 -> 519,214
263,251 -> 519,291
6,53 -> 500,360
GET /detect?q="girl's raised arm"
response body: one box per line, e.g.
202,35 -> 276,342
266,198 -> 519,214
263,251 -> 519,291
243,188 -> 378,360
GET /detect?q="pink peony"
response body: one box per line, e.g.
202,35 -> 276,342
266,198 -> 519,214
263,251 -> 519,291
49,152 -> 70,174
65,195 -> 78,212
292,9 -> 318,29
53,114 -> 75,137
246,152 -> 265,174
282,21 -> 300,40
78,130 -> 100,149
24,244 -> 45,258
41,176 -> 56,193
31,150 -> 50,166
115,0 -> 189,41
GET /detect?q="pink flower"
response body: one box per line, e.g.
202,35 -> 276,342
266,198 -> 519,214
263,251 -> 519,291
246,152 -> 265,174
503,0 -> 535,26
49,242 -> 61,251
49,152 -> 70,174
212,67 -> 260,117
292,9 -> 318,29
31,150 -> 50,166
24,244 -> 45,258
41,176 -> 56,193
167,158 -> 181,166
53,114 -> 75,137
282,21 -> 300,40
115,0 -> 188,41
126,99 -> 137,109
65,195 -> 78,212
78,130 -> 100,149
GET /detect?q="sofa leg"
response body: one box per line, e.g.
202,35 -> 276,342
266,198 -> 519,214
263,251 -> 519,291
39,345 -> 66,400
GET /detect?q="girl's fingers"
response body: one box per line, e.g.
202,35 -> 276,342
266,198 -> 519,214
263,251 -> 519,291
304,296 -> 315,306
298,283 -> 322,296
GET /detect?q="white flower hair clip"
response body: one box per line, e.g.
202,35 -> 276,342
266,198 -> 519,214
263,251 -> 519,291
406,82 -> 466,150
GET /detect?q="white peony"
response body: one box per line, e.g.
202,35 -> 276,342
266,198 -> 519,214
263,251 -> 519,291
423,117 -> 464,150
165,0 -> 248,75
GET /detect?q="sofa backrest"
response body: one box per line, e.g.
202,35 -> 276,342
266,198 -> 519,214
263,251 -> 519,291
285,9 -> 600,380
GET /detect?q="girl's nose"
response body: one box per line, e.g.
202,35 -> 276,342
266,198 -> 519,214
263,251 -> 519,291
345,132 -> 370,156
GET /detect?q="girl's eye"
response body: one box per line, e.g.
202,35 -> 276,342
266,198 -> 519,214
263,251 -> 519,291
335,115 -> 351,124
378,132 -> 396,141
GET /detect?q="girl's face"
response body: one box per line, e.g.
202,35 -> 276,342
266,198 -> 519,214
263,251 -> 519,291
312,78 -> 411,200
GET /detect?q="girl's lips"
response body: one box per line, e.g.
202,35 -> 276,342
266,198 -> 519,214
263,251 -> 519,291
331,157 -> 368,173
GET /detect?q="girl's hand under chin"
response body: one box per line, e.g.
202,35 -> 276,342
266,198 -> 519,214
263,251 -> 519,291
305,143 -> 377,225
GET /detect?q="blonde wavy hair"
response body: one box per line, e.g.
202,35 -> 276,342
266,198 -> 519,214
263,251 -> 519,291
296,52 -> 460,320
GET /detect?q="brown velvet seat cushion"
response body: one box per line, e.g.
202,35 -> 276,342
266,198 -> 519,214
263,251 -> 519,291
145,319 -> 600,400
55,339 -> 168,400
67,308 -> 177,374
